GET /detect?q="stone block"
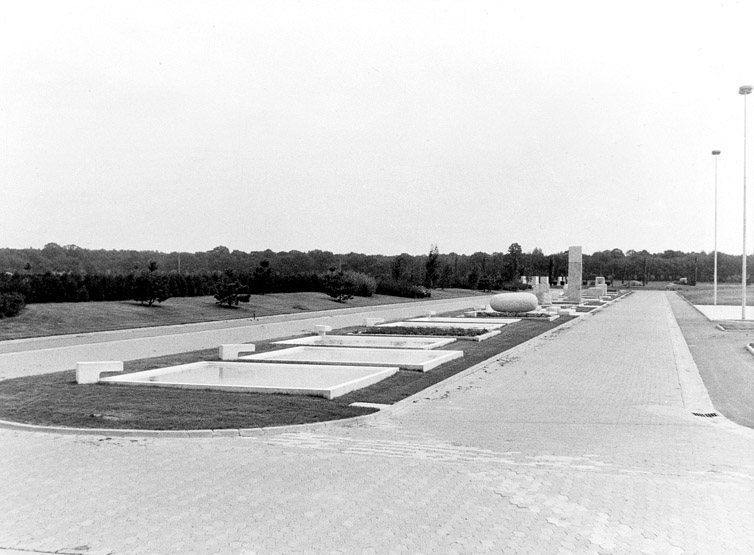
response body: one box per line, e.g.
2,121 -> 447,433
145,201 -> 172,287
532,278 -> 552,306
76,361 -> 123,384
315,325 -> 332,336
219,344 -> 256,360
584,285 -> 608,297
489,292 -> 538,313
567,246 -> 582,303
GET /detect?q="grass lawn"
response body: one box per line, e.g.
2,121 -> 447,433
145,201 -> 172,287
0,288 -> 488,341
0,315 -> 577,430
675,282 -> 754,306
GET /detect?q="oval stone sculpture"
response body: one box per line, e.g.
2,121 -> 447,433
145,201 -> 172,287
489,292 -> 538,313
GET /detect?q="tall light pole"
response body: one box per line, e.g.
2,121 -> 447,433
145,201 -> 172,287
741,85 -> 753,320
713,150 -> 721,305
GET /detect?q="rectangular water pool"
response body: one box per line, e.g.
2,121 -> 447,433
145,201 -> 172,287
100,362 -> 398,399
274,335 -> 457,350
241,346 -> 463,372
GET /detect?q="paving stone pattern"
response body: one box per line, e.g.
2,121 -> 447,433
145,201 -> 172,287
1,292 -> 753,554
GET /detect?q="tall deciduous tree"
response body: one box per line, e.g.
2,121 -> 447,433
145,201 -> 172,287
424,244 -> 440,289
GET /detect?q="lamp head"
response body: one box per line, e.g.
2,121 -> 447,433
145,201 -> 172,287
740,85 -> 753,95
712,150 -> 721,155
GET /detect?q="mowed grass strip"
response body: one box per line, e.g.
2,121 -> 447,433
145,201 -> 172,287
0,316 -> 575,430
0,288 -> 487,341
676,282 -> 754,306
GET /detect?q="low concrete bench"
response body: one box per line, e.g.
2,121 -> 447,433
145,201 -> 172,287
314,325 -> 332,336
363,318 -> 385,327
219,344 -> 256,360
76,361 -> 123,384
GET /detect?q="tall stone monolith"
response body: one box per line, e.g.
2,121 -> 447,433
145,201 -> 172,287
567,246 -> 582,304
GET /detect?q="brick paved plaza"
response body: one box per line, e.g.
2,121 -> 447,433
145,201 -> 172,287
1,291 -> 753,554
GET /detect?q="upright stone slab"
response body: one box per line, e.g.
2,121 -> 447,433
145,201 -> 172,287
567,246 -> 582,304
537,276 -> 552,306
594,276 -> 607,296
531,276 -> 551,306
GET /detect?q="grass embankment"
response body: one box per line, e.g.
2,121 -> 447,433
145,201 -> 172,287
0,315 -> 577,430
0,289 -> 488,341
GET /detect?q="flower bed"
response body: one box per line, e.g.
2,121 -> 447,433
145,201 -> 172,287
473,311 -> 552,319
355,326 -> 487,337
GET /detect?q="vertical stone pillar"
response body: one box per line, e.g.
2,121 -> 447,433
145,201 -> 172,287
567,246 -> 582,304
539,276 -> 552,306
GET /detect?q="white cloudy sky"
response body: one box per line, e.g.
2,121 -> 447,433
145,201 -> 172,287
1,0 -> 753,256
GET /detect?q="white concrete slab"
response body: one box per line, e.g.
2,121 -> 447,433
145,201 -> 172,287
101,361 -> 397,400
410,316 -> 520,325
241,346 -> 463,372
377,321 -> 504,331
274,335 -> 457,349
694,305 -> 754,321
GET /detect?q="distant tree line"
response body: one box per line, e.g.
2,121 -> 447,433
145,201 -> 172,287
0,244 -> 748,308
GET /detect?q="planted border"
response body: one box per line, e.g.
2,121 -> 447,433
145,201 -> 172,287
0,317 -> 575,430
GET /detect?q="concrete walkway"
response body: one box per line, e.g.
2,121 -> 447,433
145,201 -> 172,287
1,291 -> 752,554
0,296 -> 492,380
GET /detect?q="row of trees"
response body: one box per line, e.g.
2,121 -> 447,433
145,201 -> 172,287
3,243 -> 746,285
0,260 -> 431,306
0,244 -> 749,308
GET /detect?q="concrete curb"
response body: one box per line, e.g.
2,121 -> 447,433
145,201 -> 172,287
673,290 -> 715,320
664,292 -> 754,439
0,301 -> 609,439
663,293 -> 716,414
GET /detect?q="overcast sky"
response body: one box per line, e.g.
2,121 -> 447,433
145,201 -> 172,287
2,0 -> 753,256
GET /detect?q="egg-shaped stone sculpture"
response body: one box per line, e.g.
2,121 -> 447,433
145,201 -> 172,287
489,292 -> 538,313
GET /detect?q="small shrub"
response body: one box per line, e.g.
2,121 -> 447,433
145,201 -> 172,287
321,269 -> 355,302
343,271 -> 377,297
0,292 -> 26,318
214,270 -> 250,307
132,273 -> 171,306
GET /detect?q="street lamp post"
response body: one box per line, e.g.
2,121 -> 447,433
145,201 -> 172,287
741,85 -> 753,320
713,150 -> 721,305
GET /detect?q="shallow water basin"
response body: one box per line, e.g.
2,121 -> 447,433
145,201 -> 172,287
274,334 -> 457,349
241,346 -> 463,372
100,361 -> 397,399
